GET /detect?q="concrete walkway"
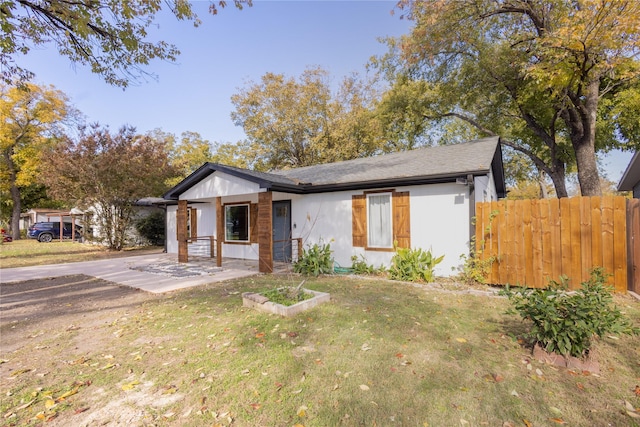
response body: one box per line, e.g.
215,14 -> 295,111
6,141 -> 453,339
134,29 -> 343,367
0,253 -> 259,294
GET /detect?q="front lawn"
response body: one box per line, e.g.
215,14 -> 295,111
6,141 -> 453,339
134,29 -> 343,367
1,275 -> 639,426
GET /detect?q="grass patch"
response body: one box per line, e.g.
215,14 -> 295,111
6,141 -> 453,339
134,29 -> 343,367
0,239 -> 161,268
260,287 -> 314,306
1,275 -> 639,426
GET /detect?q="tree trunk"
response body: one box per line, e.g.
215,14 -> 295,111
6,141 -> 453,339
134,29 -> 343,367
10,182 -> 21,240
3,150 -> 21,240
574,140 -> 601,196
548,167 -> 568,198
568,77 -> 602,197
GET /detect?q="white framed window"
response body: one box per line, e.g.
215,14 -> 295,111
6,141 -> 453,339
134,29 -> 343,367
225,204 -> 249,242
367,193 -> 392,248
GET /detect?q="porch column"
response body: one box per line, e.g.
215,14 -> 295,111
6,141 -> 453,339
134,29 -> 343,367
177,200 -> 188,263
216,197 -> 223,268
258,191 -> 273,273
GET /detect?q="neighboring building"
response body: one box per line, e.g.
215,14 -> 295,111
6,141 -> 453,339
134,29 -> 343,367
83,197 -> 165,245
20,208 -> 83,231
618,151 -> 640,198
163,137 -> 506,276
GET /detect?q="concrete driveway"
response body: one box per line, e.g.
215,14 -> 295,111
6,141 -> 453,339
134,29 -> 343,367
0,253 -> 259,294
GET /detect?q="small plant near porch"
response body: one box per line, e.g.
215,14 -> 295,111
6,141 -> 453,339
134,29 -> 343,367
293,240 -> 333,276
501,268 -> 639,359
389,245 -> 444,282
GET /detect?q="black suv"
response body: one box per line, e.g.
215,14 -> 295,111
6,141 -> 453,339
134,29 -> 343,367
27,222 -> 82,242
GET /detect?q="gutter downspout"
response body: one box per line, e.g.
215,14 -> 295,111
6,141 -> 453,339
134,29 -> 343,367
468,174 -> 476,254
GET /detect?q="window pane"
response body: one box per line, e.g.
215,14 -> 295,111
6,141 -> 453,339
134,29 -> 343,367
225,205 -> 249,241
368,194 -> 392,247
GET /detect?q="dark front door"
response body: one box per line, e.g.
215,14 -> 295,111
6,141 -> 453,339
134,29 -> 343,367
272,200 -> 292,262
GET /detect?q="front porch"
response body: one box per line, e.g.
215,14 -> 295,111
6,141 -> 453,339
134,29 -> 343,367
175,191 -> 300,273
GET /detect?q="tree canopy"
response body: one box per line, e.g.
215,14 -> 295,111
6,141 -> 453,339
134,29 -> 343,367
42,124 -> 175,250
0,83 -> 75,238
230,67 -> 384,171
1,0 -> 250,88
376,0 -> 640,197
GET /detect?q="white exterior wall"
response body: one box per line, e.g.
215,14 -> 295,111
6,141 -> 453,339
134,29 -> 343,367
290,182 -> 472,277
167,205 -> 178,253
180,171 -> 262,201
474,170 -> 498,202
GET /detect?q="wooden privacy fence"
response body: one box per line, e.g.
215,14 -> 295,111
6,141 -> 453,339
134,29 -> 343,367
475,196 -> 639,293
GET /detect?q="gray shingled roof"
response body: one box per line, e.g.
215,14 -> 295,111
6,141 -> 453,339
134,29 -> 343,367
164,136 -> 503,199
272,136 -> 500,185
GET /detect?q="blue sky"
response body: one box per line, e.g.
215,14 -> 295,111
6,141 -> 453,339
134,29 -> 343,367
17,0 -> 633,184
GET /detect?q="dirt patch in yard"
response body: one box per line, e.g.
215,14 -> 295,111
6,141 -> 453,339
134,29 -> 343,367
1,275 -> 158,352
0,275 -> 168,425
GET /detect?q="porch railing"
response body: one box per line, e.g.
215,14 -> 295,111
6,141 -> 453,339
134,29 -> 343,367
273,237 -> 303,263
187,236 -> 217,259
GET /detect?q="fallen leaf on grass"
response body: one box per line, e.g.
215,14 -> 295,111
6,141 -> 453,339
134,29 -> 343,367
395,353 -> 404,358
549,418 -> 566,424
56,386 -> 79,401
255,332 -> 265,338
297,405 -> 307,417
162,385 -> 178,395
549,407 -> 562,416
122,381 -> 140,391
44,399 -> 56,409
14,399 -> 35,411
523,419 -> 532,427
635,385 -> 640,397
361,343 -> 371,351
625,400 -> 638,412
455,338 -> 467,343
74,407 -> 89,414
483,373 -> 504,383
359,384 -> 370,391
250,403 -> 261,410
97,363 -> 116,371
10,368 -> 32,377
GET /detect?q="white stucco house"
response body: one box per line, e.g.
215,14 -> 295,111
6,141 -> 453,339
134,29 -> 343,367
618,151 -> 640,198
162,136 -> 506,276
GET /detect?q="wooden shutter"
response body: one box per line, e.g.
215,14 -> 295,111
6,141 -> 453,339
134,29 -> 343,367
250,203 -> 258,243
352,194 -> 367,247
392,191 -> 411,249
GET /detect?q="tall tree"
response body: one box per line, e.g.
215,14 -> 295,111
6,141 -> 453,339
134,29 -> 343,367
42,125 -> 175,250
148,129 -> 214,186
231,67 -> 383,170
1,0 -> 250,88
379,0 -> 640,196
0,83 -> 73,239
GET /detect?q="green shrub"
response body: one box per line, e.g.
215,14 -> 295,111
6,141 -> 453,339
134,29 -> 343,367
501,268 -> 639,358
459,211 -> 498,284
389,246 -> 444,282
294,241 -> 333,276
135,211 -> 165,246
350,254 -> 386,275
